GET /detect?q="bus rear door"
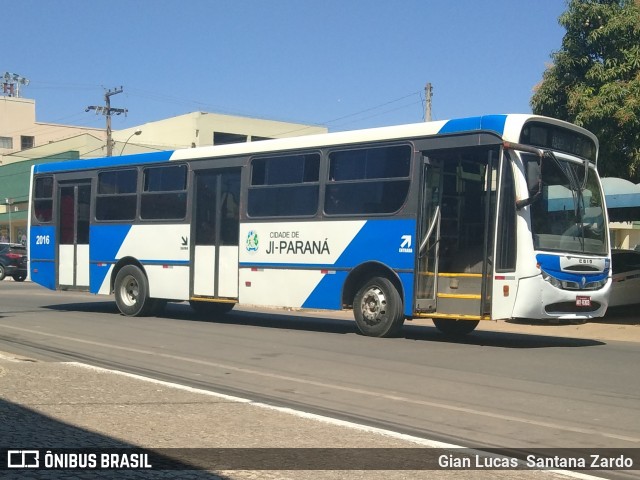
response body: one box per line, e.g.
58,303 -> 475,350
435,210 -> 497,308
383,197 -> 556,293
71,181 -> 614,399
58,182 -> 91,290
191,169 -> 241,301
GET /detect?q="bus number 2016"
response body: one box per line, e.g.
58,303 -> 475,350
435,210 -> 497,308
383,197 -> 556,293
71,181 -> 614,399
35,235 -> 51,245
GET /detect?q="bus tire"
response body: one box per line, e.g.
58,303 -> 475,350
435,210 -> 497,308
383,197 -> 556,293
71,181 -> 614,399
353,276 -> 404,337
433,319 -> 479,336
114,265 -> 153,317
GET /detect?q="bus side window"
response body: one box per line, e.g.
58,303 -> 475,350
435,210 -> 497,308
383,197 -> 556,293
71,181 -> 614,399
247,153 -> 320,217
325,145 -> 411,215
96,169 -> 138,221
33,176 -> 53,223
141,165 -> 188,220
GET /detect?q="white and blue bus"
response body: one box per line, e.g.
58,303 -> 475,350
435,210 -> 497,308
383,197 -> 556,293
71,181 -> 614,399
28,114 -> 611,337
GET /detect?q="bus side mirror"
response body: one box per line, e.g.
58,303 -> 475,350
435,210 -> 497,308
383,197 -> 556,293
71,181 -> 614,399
516,159 -> 542,210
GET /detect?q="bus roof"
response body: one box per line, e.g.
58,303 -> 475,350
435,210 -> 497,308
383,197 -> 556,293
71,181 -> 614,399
33,114 -> 596,174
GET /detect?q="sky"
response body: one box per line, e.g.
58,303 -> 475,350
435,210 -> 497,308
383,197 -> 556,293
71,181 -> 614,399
4,0 -> 568,135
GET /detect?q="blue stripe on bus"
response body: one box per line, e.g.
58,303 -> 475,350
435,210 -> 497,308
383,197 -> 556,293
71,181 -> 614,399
302,271 -> 348,311
239,262 -> 342,269
438,115 -> 507,135
399,272 -> 414,316
30,225 -> 56,260
536,254 -> 609,283
302,219 -> 416,313
30,225 -> 57,290
138,260 -> 190,266
302,271 -> 415,316
31,260 -> 56,290
89,224 -> 132,293
33,150 -> 175,174
332,218 -> 416,270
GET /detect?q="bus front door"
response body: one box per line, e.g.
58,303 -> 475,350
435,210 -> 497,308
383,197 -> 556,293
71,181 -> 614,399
416,150 -> 496,321
58,182 -> 91,290
192,169 -> 241,301
415,158 -> 441,312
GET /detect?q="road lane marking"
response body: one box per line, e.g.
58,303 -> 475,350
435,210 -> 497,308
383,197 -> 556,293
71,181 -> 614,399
1,323 -> 638,445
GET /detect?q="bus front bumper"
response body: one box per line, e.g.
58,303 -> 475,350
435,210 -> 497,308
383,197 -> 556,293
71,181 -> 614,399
511,275 -> 610,321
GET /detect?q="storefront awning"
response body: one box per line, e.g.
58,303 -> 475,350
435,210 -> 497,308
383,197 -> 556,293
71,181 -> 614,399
602,177 -> 640,222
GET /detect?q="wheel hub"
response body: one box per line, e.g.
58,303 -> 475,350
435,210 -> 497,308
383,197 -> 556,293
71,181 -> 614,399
360,286 -> 387,323
120,275 -> 139,307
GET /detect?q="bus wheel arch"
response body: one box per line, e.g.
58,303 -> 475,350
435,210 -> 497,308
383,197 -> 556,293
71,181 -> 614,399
112,258 -> 153,317
344,262 -> 405,338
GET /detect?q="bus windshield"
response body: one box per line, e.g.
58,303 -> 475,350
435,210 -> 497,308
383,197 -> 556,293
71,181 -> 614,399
526,153 -> 607,255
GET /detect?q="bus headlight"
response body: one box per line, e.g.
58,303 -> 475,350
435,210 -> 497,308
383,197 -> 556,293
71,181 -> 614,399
586,278 -> 608,290
541,271 -> 607,290
541,271 -> 562,289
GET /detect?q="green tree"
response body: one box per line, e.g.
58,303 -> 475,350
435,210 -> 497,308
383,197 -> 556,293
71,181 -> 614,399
531,0 -> 640,180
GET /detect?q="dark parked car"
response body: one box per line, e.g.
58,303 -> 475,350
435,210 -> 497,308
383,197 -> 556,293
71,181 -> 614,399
609,249 -> 640,307
0,243 -> 27,281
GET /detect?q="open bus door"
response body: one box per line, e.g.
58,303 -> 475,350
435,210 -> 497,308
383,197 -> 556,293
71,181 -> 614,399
416,148 -> 498,333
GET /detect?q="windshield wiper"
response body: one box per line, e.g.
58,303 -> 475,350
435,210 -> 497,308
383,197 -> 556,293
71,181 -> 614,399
545,151 -> 586,249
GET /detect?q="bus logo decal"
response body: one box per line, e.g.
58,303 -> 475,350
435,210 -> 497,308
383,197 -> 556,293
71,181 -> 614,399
246,230 -> 259,253
399,235 -> 413,253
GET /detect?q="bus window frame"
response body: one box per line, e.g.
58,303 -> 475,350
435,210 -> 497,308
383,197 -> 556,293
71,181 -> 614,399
140,163 -> 189,221
95,167 -> 139,222
32,175 -> 54,224
323,142 -> 413,217
246,150 -> 322,219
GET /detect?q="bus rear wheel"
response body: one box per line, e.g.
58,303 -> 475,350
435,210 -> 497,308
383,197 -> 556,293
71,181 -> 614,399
114,265 -> 153,317
433,319 -> 479,336
353,276 -> 404,337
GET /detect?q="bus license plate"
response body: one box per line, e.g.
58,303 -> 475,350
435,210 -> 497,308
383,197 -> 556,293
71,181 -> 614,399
576,296 -> 591,307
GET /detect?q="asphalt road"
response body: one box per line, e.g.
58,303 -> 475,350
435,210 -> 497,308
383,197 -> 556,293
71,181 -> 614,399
1,282 -> 639,460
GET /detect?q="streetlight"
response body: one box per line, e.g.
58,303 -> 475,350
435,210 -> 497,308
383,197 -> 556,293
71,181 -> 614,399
120,129 -> 142,155
4,197 -> 13,244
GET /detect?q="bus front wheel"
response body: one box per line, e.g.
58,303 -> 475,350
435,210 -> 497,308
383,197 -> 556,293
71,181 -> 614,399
433,319 -> 479,336
114,265 -> 153,317
353,276 -> 404,337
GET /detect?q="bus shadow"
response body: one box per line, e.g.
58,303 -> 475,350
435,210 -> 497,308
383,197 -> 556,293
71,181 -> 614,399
601,305 -> 640,324
174,304 -> 606,349
44,301 -> 358,335
44,301 -> 606,349
402,324 -> 605,348
170,303 -> 359,335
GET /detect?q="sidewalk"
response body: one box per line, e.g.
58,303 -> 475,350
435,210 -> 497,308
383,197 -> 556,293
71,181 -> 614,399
0,352 -> 602,480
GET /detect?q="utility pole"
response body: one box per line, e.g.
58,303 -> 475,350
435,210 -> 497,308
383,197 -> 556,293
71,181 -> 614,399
424,82 -> 433,122
4,198 -> 13,243
86,87 -> 127,156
